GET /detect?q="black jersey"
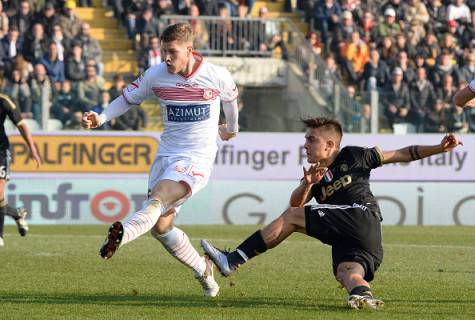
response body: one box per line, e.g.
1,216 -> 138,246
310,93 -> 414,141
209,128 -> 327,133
0,93 -> 23,151
311,146 -> 384,211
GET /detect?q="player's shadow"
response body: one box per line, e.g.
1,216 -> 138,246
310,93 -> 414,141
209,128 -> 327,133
0,293 -> 346,312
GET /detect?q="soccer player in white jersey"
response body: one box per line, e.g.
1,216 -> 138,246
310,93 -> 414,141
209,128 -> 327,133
81,23 -> 239,297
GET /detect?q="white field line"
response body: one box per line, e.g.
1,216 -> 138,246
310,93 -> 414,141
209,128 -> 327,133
3,233 -> 475,250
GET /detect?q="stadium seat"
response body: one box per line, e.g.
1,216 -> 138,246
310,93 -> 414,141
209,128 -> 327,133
47,119 -> 64,131
23,119 -> 41,132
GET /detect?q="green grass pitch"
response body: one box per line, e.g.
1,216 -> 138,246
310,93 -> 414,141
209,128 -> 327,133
0,225 -> 474,320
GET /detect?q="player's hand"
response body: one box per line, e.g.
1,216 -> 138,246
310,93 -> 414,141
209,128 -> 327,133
218,124 -> 236,141
303,163 -> 327,185
440,133 -> 463,152
82,111 -> 101,129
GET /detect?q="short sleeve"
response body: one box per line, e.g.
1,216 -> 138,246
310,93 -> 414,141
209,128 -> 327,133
122,69 -> 153,105
219,67 -> 238,102
360,146 -> 384,170
2,95 -> 22,125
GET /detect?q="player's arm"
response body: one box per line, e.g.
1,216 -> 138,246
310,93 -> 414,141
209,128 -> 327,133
454,80 -> 475,108
219,99 -> 239,141
289,164 -> 326,207
16,121 -> 42,168
380,133 -> 462,164
82,95 -> 132,129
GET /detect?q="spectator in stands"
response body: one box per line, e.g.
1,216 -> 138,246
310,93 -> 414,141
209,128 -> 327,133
340,0 -> 361,21
361,11 -> 376,43
30,63 -> 53,124
360,48 -> 390,91
409,66 -> 436,130
1,27 -> 23,68
51,24 -> 70,62
340,30 -> 369,83
22,23 -> 49,64
333,10 -> 360,47
64,111 -> 84,130
379,35 -> 398,66
407,19 -> 425,50
426,0 -> 448,34
461,11 -> 475,46
307,31 -> 323,55
189,4 -> 209,51
423,99 -> 447,133
461,53 -> 475,82
381,0 -> 406,23
51,80 -> 78,124
135,6 -> 160,51
74,23 -> 103,74
375,7 -> 400,40
318,53 -> 341,100
209,4 -> 235,52
5,68 -> 31,119
111,104 -> 147,131
382,67 -> 411,127
157,0 -> 175,17
313,0 -> 342,49
446,95 -> 469,133
404,0 -> 429,26
195,0 -> 219,16
173,0 -> 193,15
395,51 -> 416,84
447,0 -> 471,24
77,64 -> 104,111
139,35 -> 161,72
431,50 -> 460,88
59,0 -> 82,40
417,31 -> 440,68
0,2 -> 9,39
436,74 -> 457,108
39,41 -> 65,85
12,54 -> 32,82
9,0 -> 33,35
394,33 -> 415,60
65,42 -> 86,83
33,2 -> 60,37
0,63 -> 7,93
108,73 -> 125,100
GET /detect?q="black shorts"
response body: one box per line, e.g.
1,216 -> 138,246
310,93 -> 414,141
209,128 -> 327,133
305,203 -> 383,282
0,149 -> 11,180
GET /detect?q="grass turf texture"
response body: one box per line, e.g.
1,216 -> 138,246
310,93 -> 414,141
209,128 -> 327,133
0,225 -> 474,320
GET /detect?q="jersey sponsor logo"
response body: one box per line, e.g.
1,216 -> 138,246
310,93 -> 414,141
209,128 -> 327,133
166,104 -> 210,122
319,174 -> 352,202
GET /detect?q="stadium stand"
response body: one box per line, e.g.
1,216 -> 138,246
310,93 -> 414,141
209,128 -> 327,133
0,0 -> 474,134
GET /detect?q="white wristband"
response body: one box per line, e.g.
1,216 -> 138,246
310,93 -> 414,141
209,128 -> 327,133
469,80 -> 475,93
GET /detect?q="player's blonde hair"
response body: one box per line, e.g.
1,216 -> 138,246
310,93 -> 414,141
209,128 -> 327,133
160,23 -> 193,44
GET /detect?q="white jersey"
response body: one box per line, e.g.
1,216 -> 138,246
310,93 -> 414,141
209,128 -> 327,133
123,53 -> 238,163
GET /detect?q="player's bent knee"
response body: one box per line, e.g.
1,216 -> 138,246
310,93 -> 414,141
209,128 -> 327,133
282,207 -> 306,229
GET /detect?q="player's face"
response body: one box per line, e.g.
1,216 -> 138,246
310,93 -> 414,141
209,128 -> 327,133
162,40 -> 192,74
303,128 -> 333,164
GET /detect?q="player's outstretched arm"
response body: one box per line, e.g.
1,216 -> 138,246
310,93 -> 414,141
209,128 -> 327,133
82,95 -> 132,129
381,133 -> 463,164
454,81 -> 475,108
17,122 -> 42,168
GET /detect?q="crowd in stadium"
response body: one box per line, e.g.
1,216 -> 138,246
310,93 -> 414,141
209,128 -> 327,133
1,0 -> 475,133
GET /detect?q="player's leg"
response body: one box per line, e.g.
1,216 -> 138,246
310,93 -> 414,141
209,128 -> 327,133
0,179 -> 6,246
4,206 -> 29,236
99,179 -> 187,259
150,207 -> 219,297
201,207 -> 307,276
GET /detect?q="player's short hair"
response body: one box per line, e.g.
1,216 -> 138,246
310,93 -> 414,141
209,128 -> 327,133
160,23 -> 193,44
302,117 -> 343,140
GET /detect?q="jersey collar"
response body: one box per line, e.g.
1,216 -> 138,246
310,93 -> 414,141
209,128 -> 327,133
178,52 -> 203,80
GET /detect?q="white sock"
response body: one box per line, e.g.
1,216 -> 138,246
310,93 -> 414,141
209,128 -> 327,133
152,227 -> 207,277
121,199 -> 164,246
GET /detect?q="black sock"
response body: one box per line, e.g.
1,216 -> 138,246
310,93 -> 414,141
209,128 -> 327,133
5,205 -> 19,219
228,230 -> 267,268
350,286 -> 372,297
0,206 -> 5,238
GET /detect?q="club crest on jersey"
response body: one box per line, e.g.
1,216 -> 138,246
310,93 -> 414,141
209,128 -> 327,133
340,163 -> 348,172
203,89 -> 214,100
323,169 -> 333,183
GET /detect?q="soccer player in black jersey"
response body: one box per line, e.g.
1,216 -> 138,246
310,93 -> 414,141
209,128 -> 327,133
201,117 -> 462,309
0,93 -> 41,247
